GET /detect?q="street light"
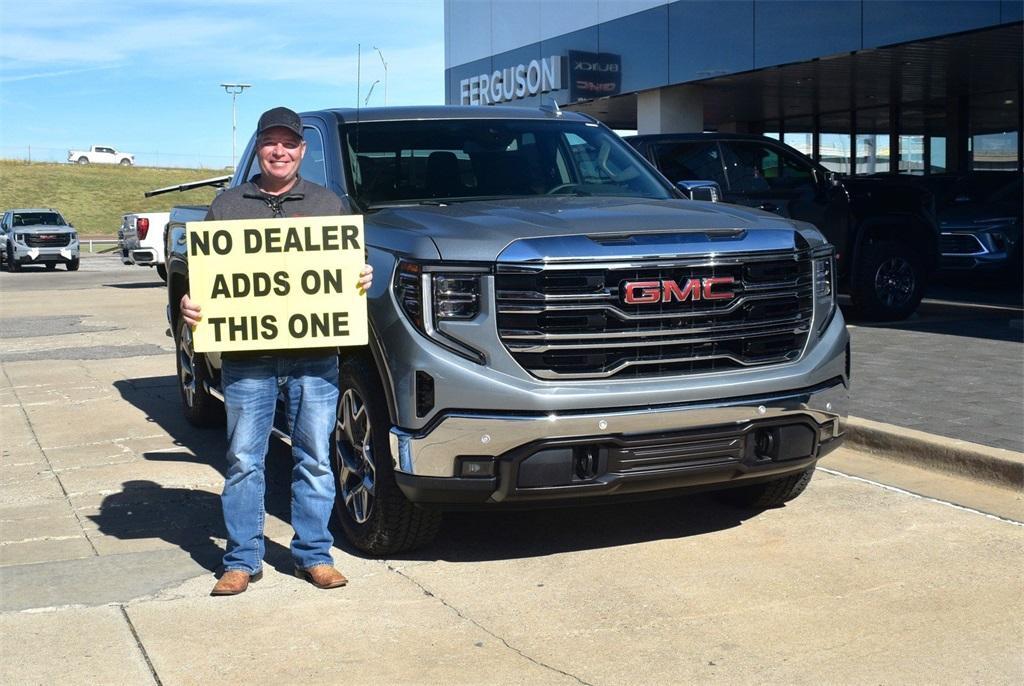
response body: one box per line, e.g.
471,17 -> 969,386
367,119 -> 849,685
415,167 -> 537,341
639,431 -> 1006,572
220,83 -> 251,170
364,80 -> 380,106
373,46 -> 388,106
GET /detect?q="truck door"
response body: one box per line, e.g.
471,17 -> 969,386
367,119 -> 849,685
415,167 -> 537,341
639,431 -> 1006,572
717,140 -> 823,218
648,140 -> 728,192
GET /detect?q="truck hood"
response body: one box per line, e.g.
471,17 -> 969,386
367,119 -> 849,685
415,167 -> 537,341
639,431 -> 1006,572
13,225 -> 74,233
365,196 -> 824,262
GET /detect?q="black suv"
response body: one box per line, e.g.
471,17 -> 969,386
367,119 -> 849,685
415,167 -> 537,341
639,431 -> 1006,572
627,133 -> 938,320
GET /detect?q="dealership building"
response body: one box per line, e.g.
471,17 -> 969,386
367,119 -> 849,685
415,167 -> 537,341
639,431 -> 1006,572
444,1 -> 1022,175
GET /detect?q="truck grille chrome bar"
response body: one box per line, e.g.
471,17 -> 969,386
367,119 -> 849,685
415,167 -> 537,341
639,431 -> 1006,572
495,251 -> 813,379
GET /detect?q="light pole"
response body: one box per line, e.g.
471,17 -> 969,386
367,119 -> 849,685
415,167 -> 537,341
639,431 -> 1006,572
220,83 -> 251,170
373,46 -> 388,106
365,80 -> 380,106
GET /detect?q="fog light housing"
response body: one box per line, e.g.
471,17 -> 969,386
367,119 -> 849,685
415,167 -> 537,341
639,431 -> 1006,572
457,457 -> 495,478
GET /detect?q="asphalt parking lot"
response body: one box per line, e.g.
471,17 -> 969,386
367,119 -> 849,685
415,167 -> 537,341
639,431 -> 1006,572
1,255 -> 1022,685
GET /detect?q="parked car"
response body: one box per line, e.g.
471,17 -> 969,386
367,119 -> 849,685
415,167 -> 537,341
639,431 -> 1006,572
626,133 -> 939,321
119,211 -> 170,281
0,208 -> 80,271
67,145 -> 134,166
922,173 -> 1021,275
156,106 -> 849,555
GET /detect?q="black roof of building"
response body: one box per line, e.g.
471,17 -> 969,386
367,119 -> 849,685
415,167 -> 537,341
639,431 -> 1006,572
316,105 -> 594,125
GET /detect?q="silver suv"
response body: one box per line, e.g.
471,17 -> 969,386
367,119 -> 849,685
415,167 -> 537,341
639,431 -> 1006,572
1,208 -> 80,272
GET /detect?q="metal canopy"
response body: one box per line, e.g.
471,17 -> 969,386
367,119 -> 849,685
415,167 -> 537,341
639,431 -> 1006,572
568,23 -> 1022,132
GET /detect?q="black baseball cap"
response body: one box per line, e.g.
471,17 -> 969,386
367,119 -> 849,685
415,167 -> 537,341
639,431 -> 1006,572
257,107 -> 303,137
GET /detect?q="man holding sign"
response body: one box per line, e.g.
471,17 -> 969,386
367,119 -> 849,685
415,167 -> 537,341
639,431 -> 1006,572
180,107 -> 372,596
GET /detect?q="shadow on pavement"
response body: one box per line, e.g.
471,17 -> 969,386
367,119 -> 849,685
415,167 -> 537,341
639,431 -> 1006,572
391,494 -> 763,563
103,281 -> 164,289
108,376 -> 297,574
850,311 -> 1023,343
115,377 -> 765,566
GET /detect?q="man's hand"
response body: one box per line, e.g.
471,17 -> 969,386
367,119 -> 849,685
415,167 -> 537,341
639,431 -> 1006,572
358,264 -> 373,294
180,293 -> 202,328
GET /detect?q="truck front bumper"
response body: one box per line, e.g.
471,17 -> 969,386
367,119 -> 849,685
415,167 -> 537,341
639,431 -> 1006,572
10,243 -> 80,265
390,376 -> 847,504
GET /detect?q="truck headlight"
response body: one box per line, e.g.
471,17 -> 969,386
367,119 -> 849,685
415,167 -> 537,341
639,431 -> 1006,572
813,248 -> 837,335
15,233 -> 27,243
395,260 -> 486,363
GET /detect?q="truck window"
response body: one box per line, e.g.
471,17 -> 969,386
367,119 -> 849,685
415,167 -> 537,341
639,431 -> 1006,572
299,126 -> 328,187
651,141 -> 727,188
722,142 -> 814,193
342,119 -> 671,208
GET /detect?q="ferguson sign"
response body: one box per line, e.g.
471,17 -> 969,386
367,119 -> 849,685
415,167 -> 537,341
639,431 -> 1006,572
460,56 -> 562,105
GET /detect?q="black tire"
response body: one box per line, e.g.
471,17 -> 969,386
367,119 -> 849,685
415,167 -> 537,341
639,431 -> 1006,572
7,247 -> 19,272
850,240 -> 926,321
77,156 -> 89,165
46,263 -> 56,271
174,318 -> 225,427
714,466 -> 815,509
332,355 -> 442,555
156,264 -> 167,282
66,257 -> 80,271
119,159 -> 132,166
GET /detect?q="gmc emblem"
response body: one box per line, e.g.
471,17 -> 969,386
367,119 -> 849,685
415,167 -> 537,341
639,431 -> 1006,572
622,277 -> 736,304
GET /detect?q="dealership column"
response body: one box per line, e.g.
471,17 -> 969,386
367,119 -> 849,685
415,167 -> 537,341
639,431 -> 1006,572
637,85 -> 703,135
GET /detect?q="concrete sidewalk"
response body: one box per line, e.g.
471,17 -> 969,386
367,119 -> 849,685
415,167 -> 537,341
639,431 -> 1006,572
2,260 -> 1022,685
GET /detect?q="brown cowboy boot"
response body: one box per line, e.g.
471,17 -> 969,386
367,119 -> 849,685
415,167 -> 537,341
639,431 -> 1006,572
210,570 -> 262,596
294,564 -> 348,589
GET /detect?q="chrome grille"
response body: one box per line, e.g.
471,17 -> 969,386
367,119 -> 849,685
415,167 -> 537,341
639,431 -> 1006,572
939,232 -> 986,256
24,233 -> 72,247
495,252 -> 813,379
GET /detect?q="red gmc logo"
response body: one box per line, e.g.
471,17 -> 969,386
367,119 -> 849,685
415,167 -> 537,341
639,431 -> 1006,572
622,277 -> 736,304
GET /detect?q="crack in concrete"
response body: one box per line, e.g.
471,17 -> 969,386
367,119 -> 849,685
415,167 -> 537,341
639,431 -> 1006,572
120,605 -> 163,686
385,562 -> 596,686
0,364 -> 99,557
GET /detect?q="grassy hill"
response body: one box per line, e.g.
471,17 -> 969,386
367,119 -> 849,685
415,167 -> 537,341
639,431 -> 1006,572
0,160 -> 221,236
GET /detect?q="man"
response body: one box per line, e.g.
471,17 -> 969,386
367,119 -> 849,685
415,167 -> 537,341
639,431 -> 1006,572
180,106 -> 373,596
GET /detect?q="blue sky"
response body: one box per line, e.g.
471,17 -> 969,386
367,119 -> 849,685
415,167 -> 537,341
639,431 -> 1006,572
0,0 -> 445,168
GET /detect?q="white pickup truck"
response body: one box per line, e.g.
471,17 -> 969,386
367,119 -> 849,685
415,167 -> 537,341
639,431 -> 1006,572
118,211 -> 169,280
68,145 -> 134,166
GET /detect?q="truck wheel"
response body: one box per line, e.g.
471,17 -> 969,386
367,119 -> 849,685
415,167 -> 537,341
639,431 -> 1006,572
333,356 -> 442,555
77,157 -> 89,165
175,318 -> 225,427
120,159 -> 132,166
7,248 -> 19,272
714,466 -> 815,509
156,264 -> 167,282
850,240 -> 925,321
66,257 -> 80,271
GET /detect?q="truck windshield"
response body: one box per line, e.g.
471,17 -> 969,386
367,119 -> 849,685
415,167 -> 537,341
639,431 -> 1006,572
12,212 -> 65,227
341,119 -> 673,208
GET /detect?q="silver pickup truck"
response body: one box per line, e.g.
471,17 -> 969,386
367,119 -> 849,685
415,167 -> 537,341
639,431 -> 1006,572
163,106 -> 849,555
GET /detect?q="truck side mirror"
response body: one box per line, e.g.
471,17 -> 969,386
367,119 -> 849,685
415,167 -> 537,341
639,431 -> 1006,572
676,180 -> 722,202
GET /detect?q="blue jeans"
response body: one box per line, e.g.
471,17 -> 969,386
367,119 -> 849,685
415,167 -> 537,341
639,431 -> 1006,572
220,354 -> 339,574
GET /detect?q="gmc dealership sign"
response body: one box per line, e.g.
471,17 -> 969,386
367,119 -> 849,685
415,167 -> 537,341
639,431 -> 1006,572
460,56 -> 563,105
569,50 -> 621,101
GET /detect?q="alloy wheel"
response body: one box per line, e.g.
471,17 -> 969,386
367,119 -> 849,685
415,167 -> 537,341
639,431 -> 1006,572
336,388 -> 376,524
873,256 -> 916,309
178,322 -> 197,408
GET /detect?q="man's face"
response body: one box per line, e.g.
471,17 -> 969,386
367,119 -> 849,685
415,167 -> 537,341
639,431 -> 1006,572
257,127 -> 305,185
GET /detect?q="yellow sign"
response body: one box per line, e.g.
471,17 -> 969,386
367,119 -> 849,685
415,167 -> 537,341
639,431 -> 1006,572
186,216 -> 368,353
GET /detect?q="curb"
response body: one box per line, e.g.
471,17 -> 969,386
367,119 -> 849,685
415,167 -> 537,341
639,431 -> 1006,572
843,416 -> 1024,491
